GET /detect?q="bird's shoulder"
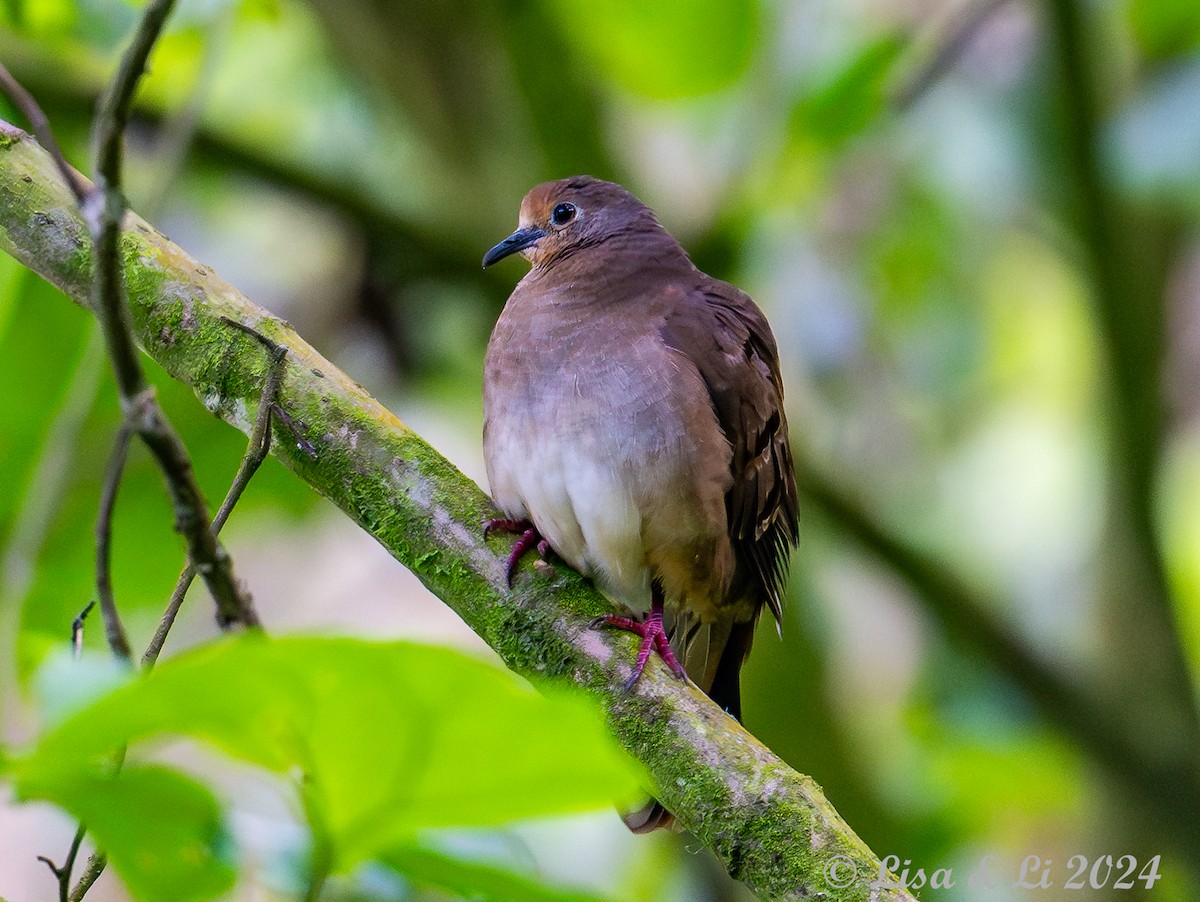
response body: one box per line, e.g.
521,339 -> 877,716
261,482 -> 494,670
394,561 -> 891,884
657,273 -> 782,404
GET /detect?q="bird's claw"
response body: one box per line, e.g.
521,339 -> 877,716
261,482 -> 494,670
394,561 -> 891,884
484,517 -> 551,586
591,612 -> 687,692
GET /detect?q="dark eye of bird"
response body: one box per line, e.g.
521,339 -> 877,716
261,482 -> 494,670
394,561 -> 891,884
551,202 -> 577,226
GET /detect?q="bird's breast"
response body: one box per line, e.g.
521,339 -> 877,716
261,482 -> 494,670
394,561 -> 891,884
483,294 -> 734,615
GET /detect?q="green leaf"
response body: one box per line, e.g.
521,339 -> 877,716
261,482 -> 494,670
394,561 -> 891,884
29,764 -> 235,902
544,0 -> 760,99
383,840 -> 614,902
1127,0 -> 1200,59
0,251 -> 25,344
4,0 -> 77,34
789,35 -> 903,151
16,636 -> 642,878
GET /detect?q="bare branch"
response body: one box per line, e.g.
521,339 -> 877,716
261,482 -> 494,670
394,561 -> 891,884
35,824 -> 86,902
2,5 -> 260,639
1,6 -> 264,895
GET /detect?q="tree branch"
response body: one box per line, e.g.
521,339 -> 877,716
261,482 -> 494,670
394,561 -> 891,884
0,121 -> 912,902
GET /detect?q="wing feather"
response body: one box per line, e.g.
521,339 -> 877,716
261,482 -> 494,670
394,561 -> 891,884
660,277 -> 799,632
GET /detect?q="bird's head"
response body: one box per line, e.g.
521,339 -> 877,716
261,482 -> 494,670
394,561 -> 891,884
482,176 -> 664,271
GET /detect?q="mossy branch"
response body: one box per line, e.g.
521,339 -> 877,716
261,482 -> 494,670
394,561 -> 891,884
0,121 -> 913,902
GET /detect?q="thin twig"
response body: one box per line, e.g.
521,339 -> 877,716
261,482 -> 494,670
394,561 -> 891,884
59,826 -> 86,902
70,601 -> 96,659
35,823 -> 86,902
3,3 -> 258,632
0,61 -> 86,201
142,322 -> 287,668
1,5 -> 264,899
49,600 -> 98,898
68,852 -> 105,902
72,320 -> 286,902
94,415 -> 136,663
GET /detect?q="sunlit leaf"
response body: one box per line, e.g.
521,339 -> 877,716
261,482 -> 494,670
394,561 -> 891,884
26,764 -> 235,902
4,0 -> 76,34
544,0 -> 759,99
789,35 -> 903,151
1127,0 -> 1200,58
16,636 -> 642,877
383,840 -> 614,902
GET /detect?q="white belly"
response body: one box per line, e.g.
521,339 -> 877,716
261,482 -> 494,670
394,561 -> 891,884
485,396 -> 654,612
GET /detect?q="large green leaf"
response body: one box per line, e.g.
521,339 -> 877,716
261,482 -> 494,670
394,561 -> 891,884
14,635 -> 642,890
544,0 -> 760,99
1127,0 -> 1200,58
383,841 -> 614,902
31,765 -> 236,902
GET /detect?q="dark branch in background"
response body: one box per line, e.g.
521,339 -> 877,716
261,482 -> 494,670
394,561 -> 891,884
1041,1 -> 1199,742
892,0 -> 1012,110
794,453 -> 1200,860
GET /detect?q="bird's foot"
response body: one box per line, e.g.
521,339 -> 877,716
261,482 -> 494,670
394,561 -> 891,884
484,518 -> 551,586
590,609 -> 687,692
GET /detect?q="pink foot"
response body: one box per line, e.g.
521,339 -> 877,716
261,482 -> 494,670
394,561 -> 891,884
484,518 -> 551,586
590,603 -> 686,692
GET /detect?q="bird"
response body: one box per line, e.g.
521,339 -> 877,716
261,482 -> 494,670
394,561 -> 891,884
481,176 -> 799,829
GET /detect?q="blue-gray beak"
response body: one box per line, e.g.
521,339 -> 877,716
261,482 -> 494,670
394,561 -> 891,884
483,226 -> 546,268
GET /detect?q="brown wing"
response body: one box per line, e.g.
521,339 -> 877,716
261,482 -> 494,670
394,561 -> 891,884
661,276 -> 799,621
659,276 -> 799,719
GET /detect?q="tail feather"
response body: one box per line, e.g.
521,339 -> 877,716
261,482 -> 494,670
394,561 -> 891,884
622,800 -> 676,834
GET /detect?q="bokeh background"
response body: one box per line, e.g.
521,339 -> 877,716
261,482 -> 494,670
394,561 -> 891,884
1,0 -> 1199,899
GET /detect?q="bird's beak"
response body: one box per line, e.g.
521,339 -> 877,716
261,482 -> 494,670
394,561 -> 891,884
483,226 -> 546,268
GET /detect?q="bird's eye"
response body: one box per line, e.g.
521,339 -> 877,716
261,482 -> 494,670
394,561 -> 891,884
550,202 -> 577,226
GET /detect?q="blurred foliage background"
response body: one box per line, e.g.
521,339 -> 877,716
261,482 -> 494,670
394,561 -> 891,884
1,0 -> 1199,899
